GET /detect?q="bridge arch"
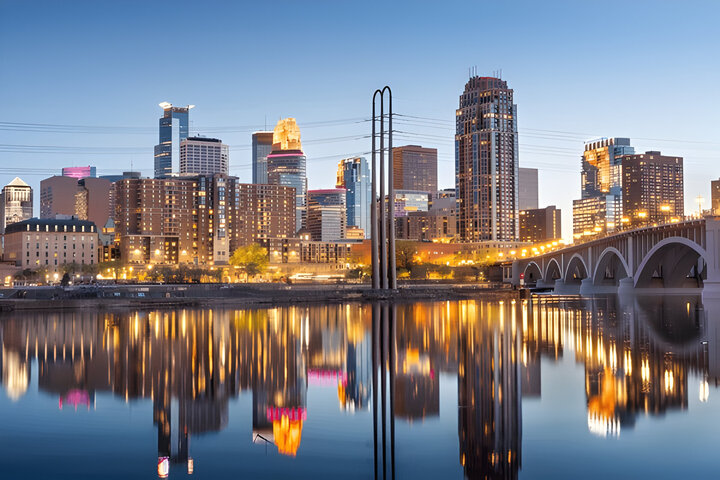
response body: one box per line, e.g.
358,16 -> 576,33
523,262 -> 542,284
544,258 -> 562,283
564,254 -> 589,284
592,247 -> 630,286
634,237 -> 707,289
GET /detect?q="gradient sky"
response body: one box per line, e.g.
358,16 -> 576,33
1,0 -> 719,239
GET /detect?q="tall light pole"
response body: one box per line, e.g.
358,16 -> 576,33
371,87 -> 396,290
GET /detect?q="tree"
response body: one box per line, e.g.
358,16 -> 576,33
229,244 -> 269,280
395,241 -> 418,271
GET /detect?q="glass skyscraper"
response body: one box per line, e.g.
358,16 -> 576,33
336,157 -> 371,238
252,132 -> 274,184
154,102 -> 193,179
266,118 -> 307,233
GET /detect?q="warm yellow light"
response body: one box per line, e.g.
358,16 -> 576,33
638,211 -> 647,218
155,249 -> 161,255
660,205 -> 671,212
621,217 -> 630,223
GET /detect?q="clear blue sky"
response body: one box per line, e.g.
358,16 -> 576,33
1,0 -> 719,239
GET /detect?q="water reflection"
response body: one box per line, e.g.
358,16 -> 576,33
0,295 -> 717,479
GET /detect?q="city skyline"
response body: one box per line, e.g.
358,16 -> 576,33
1,1 -> 718,241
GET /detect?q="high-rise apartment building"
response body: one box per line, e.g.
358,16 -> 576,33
0,177 -> 33,233
154,102 -> 193,179
573,137 -> 635,240
40,176 -> 112,229
306,189 -> 346,242
62,166 -> 96,179
392,145 -> 438,193
234,183 -> 296,246
455,76 -> 519,242
179,137 -> 229,176
114,176 -> 296,265
266,118 -> 307,233
621,151 -> 684,227
519,206 -> 562,243
518,167 -> 538,210
336,157 -> 371,238
252,131 -> 274,184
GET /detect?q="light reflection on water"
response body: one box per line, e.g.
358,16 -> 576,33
0,295 -> 718,479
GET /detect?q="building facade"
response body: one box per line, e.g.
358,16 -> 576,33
336,157 -> 371,238
3,218 -> 97,269
519,206 -> 562,243
395,211 -> 457,242
518,167 -> 538,210
252,131 -> 274,184
306,189 -> 347,242
712,179 -> 720,215
393,190 -> 430,217
234,183 -> 297,247
455,76 -> 519,242
392,145 -> 438,193
62,166 -> 96,179
573,137 -> 635,240
266,118 -> 307,233
154,102 -> 192,179
180,137 -> 229,176
40,176 -> 112,230
0,177 -> 33,234
621,151 -> 684,227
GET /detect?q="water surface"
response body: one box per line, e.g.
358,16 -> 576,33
1,295 -> 718,479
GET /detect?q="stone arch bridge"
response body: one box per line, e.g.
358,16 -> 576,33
511,217 -> 720,299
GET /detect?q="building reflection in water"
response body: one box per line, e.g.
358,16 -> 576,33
0,293 -> 717,478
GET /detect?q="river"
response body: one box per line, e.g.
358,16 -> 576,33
0,295 -> 718,479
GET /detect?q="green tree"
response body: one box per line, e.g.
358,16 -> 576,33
229,244 -> 269,280
395,241 -> 418,271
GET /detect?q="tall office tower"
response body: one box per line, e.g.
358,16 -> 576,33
40,176 -> 112,229
266,118 -> 307,233
392,145 -> 438,193
252,131 -> 274,184
0,177 -> 33,233
518,167 -> 538,210
194,174 -> 235,264
180,137 -> 229,176
62,166 -> 96,179
519,205 -> 562,243
621,151 -> 684,227
153,102 -> 193,179
573,138 -> 634,240
712,179 -> 720,215
336,157 -> 371,238
455,76 -> 519,242
306,189 -> 347,242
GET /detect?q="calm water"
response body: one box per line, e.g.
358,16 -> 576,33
1,295 -> 719,479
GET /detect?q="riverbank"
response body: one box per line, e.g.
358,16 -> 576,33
0,283 -> 518,312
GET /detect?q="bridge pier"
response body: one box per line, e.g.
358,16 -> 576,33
578,278 -> 619,295
617,277 -> 635,296
553,279 -> 580,295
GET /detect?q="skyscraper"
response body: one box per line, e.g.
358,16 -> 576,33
519,205 -> 562,243
573,137 -> 634,240
154,102 -> 193,179
621,151 -> 684,226
306,189 -> 346,242
392,145 -> 438,193
40,176 -> 112,229
252,132 -> 274,184
180,137 -> 229,176
518,167 -> 538,210
0,177 -> 33,234
266,118 -> 307,233
455,76 -> 519,242
336,157 -> 371,238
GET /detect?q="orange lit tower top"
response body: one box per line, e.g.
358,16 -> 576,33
272,118 -> 302,152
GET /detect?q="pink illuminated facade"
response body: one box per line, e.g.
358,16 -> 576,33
62,166 -> 96,179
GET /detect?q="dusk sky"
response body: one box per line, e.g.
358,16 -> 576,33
1,0 -> 718,239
